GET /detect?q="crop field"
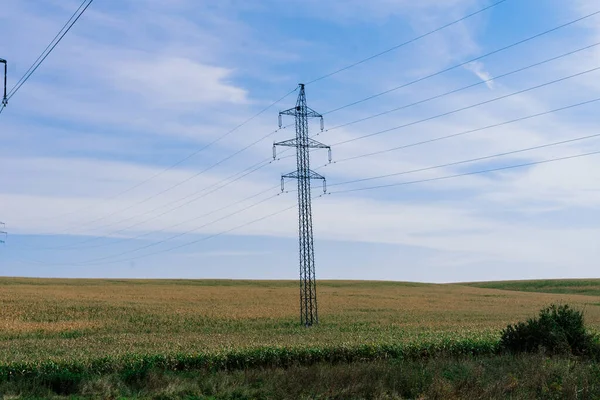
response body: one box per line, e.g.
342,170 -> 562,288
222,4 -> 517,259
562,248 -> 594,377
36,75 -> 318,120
2,277 -> 600,366
465,279 -> 600,296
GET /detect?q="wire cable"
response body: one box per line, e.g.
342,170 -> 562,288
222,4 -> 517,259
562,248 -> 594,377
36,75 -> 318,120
56,160 -> 280,250
72,184 -> 281,251
328,65 -> 600,147
21,146 -> 600,267
329,151 -> 600,194
50,122 -> 295,235
83,201 -> 299,267
323,41 -> 600,133
329,133 -> 600,188
70,134 -> 600,262
320,97 -> 600,167
7,0 -> 94,101
305,0 -> 509,85
322,9 -> 600,115
26,89 -> 297,225
22,190 -> 285,266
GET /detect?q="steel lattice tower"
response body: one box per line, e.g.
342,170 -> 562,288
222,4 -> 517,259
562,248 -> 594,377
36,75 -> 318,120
0,223 -> 6,244
274,84 -> 331,326
0,58 -> 7,107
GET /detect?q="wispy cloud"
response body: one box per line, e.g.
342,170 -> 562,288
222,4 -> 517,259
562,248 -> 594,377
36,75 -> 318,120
464,61 -> 495,89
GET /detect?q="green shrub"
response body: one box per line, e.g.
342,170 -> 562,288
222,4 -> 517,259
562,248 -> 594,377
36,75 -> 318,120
500,304 -> 597,356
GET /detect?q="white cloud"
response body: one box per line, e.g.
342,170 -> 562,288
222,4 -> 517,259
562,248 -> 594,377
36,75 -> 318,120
464,61 -> 495,89
111,57 -> 248,106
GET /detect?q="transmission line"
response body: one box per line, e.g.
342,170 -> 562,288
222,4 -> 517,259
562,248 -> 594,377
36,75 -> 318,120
48,122 -> 295,236
23,62 -> 599,247
26,130 -> 600,268
321,97 -> 600,167
19,5 -> 592,228
322,9 -> 600,116
79,202 -> 299,267
6,0 -> 94,102
73,184 -> 280,251
55,163 -> 282,250
329,133 -> 600,188
328,65 -> 600,147
25,90 -> 297,227
7,0 -> 508,224
26,145 -> 600,268
305,0 -> 509,85
22,190 -> 285,267
323,41 -> 600,133
330,151 -> 600,194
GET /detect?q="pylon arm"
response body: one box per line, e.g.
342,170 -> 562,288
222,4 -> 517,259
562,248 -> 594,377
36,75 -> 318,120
274,138 -> 331,162
274,138 -> 330,149
281,170 -> 327,193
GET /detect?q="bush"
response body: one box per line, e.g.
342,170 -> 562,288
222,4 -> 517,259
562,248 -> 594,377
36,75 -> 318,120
500,304 -> 597,356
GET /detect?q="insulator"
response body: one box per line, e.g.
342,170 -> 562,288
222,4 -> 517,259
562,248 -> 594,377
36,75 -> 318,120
278,114 -> 282,128
320,116 -> 324,132
281,176 -> 285,192
328,148 -> 332,163
273,144 -> 277,160
322,179 -> 327,193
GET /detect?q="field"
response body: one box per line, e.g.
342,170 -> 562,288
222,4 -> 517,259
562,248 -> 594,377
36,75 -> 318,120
2,277 -> 600,398
3,278 -> 600,364
465,279 -> 600,297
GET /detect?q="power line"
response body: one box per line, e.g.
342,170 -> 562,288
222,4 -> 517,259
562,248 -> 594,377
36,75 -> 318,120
26,90 -> 297,226
5,1 -> 508,229
11,0 -> 505,225
24,191 -> 285,267
54,161 -> 281,250
38,38 -> 580,235
80,191 -> 282,264
23,145 -> 600,268
72,184 -> 280,251
323,41 -> 600,133
322,97 -> 600,166
79,202 -> 299,267
322,9 -> 600,116
34,152 -> 298,252
12,2 -> 523,228
330,150 -> 600,194
328,65 -> 600,147
305,0 -> 509,85
7,0 -> 89,98
329,133 -> 600,188
21,65 -> 600,249
6,0 -> 94,101
48,122 -> 295,235
19,6 -> 597,230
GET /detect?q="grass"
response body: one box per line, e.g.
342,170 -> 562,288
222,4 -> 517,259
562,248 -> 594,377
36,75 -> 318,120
462,279 -> 600,296
2,277 -> 600,397
2,278 -> 600,365
3,354 -> 600,399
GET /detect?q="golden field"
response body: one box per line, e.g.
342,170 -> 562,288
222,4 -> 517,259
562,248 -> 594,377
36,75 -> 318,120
1,278 -> 600,364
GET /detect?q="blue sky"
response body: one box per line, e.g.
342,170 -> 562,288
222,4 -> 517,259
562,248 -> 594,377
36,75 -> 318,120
1,0 -> 600,282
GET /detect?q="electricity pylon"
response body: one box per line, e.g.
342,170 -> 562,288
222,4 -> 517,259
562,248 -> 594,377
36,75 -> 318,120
0,58 -> 7,107
0,222 -> 6,244
273,84 -> 331,327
